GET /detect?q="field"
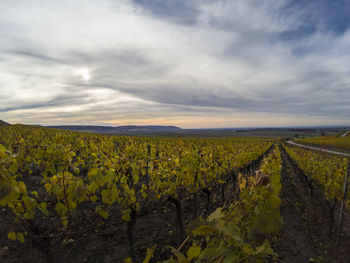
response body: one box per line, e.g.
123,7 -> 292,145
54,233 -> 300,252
1,125 -> 350,262
296,131 -> 350,153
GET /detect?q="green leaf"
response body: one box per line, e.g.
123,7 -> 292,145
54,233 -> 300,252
55,202 -> 68,220
198,247 -> 226,261
168,246 -> 188,263
222,251 -> 239,263
253,239 -> 273,256
38,202 -> 49,216
224,221 -> 242,243
96,206 -> 109,219
254,205 -> 260,215
22,196 -> 37,219
143,245 -> 156,263
90,195 -> 98,202
101,189 -> 118,205
122,209 -> 132,222
187,245 -> 201,260
208,207 -> 223,223
9,163 -> 17,175
192,225 -> 216,236
242,244 -> 252,255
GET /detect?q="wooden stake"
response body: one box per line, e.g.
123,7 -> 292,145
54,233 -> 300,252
336,162 -> 350,246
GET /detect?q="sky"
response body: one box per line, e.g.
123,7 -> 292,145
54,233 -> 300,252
1,0 -> 350,128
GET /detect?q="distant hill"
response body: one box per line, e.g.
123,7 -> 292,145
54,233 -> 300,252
0,120 -> 10,126
47,125 -> 182,134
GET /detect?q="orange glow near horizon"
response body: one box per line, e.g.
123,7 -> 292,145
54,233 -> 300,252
100,114 -> 347,129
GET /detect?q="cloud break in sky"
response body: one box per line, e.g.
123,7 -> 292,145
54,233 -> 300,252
1,0 -> 350,128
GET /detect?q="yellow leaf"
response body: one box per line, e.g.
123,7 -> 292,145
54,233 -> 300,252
192,225 -> 216,236
122,209 -> 131,222
187,245 -> 201,260
90,195 -> 98,202
135,202 -> 141,213
44,183 -> 51,192
208,207 -> 223,223
96,206 -> 109,219
9,164 -> 17,175
143,245 -> 156,263
39,202 -> 49,216
15,203 -> 24,214
17,233 -> 25,243
18,182 -> 27,195
8,232 -> 16,241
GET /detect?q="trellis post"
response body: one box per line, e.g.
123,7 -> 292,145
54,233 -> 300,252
336,162 -> 350,246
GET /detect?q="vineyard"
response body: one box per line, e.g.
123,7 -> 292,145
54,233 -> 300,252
0,125 -> 350,262
296,133 -> 350,151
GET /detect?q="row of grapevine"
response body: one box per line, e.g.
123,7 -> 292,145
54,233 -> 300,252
163,146 -> 283,262
283,143 -> 348,204
296,135 -> 350,150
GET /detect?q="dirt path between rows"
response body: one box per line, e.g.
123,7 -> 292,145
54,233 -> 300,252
277,148 -> 339,263
340,131 -> 349,137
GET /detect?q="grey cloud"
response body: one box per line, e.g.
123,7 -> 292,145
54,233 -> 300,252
132,0 -> 201,25
6,50 -> 67,64
0,94 -> 14,100
95,79 -> 346,117
0,92 -> 92,112
68,49 -> 151,66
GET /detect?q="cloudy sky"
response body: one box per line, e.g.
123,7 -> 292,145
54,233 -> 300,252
1,0 -> 350,128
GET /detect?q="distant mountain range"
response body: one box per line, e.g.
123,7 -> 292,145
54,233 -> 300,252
47,125 -> 182,134
2,119 -> 349,137
0,120 -> 10,126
